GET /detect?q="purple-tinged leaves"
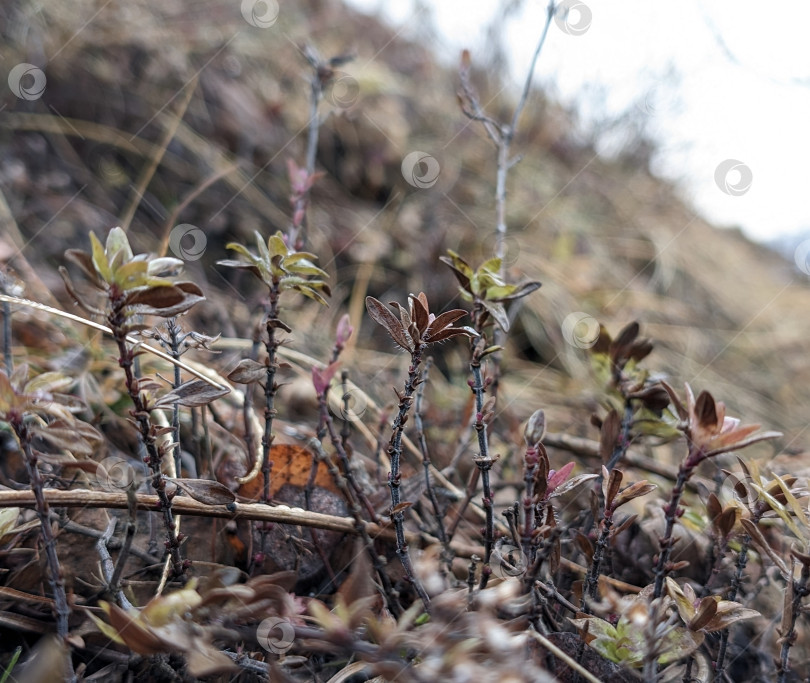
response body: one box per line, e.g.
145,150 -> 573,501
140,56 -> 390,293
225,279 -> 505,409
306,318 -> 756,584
312,361 -> 340,395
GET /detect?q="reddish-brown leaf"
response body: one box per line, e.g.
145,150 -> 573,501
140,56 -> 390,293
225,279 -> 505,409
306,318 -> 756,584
366,296 -> 412,351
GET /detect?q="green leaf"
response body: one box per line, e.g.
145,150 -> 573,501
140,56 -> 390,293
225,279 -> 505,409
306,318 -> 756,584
292,284 -> 330,306
267,232 -> 288,259
255,230 -> 271,264
0,508 -> 20,540
657,626 -> 704,664
283,251 -> 321,265
113,260 -> 150,290
478,256 -> 502,276
483,284 -> 519,301
489,280 -> 542,303
90,231 -> 112,283
666,577 -> 696,624
23,371 -> 73,396
105,226 -> 134,264
224,242 -> 260,264
773,473 -> 810,530
284,260 -> 329,278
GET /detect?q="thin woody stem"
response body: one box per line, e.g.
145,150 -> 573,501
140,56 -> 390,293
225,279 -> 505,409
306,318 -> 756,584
14,422 -> 72,640
261,284 -> 282,505
582,507 -> 614,610
653,447 -> 703,600
312,394 -> 400,615
777,558 -> 810,683
414,358 -> 450,568
716,502 -> 765,676
471,359 -> 495,589
388,342 -> 430,610
110,303 -> 185,578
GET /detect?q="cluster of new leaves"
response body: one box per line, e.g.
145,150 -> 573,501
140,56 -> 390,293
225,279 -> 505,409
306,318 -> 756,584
365,292 -> 474,354
599,467 -> 657,516
91,571 -> 300,679
573,578 -> 759,670
0,366 -> 100,454
589,322 -> 674,442
722,457 -> 810,573
571,589 -> 703,668
60,227 -> 204,323
665,383 -> 782,464
666,578 -> 759,641
439,250 -> 540,333
522,411 -> 598,571
218,230 -> 330,306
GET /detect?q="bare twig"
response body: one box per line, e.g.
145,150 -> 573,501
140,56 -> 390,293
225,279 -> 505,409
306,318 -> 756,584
457,0 -> 555,268
96,518 -> 133,610
413,358 -> 451,568
13,425 -> 72,642
387,341 -> 431,610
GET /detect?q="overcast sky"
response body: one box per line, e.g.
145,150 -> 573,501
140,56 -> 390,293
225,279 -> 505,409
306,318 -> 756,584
347,0 -> 810,246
